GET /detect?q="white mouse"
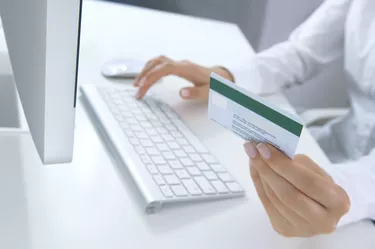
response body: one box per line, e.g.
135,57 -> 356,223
101,58 -> 146,78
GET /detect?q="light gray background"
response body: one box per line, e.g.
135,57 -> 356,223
104,0 -> 350,110
0,0 -> 350,129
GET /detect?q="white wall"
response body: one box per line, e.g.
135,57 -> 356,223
174,0 -> 350,109
258,0 -> 350,109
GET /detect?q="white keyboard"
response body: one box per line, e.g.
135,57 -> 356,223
80,85 -> 244,213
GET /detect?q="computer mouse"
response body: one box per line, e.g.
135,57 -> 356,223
101,58 -> 146,78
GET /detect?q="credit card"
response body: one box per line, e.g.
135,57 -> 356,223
208,72 -> 303,159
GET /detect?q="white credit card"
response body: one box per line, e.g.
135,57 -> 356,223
208,73 -> 304,159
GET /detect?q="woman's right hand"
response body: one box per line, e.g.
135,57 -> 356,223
133,55 -> 234,101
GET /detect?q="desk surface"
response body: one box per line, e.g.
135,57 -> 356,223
0,1 -> 374,249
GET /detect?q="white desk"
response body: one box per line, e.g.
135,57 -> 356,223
0,1 -> 374,249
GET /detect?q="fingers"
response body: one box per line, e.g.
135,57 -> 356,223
134,56 -> 213,100
246,143 -> 329,223
250,166 -> 296,236
246,142 -> 350,236
180,85 -> 209,100
133,56 -> 169,86
136,61 -> 177,99
294,154 -> 332,180
255,143 -> 342,209
260,176 -> 312,235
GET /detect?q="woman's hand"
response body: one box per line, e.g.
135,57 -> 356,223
244,142 -> 350,237
133,55 -> 233,100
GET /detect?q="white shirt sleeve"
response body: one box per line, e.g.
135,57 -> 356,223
323,149 -> 375,227
225,0 -> 352,95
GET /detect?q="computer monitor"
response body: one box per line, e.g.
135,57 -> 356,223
0,0 -> 83,164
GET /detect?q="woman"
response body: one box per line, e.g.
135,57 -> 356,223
134,0 -> 375,237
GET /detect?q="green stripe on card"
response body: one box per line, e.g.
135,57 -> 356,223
210,77 -> 303,137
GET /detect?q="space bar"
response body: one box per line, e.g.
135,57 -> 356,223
172,119 -> 208,153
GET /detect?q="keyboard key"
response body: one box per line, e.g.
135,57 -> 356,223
175,169 -> 190,179
173,119 -> 209,153
114,103 -> 124,110
169,160 -> 183,169
165,124 -> 177,131
162,134 -> 174,141
152,156 -> 166,165
180,158 -> 194,166
156,143 -> 169,151
162,151 -> 175,160
146,128 -> 158,136
140,155 -> 152,164
186,167 -> 201,176
113,99 -> 123,105
211,180 -> 229,194
140,139 -> 153,147
151,136 -> 163,143
126,119 -> 138,125
153,109 -> 165,118
174,149 -> 187,158
140,121 -> 152,129
226,182 -> 243,193
119,122 -> 129,129
127,103 -> 137,108
176,138 -> 189,146
158,165 -> 173,174
130,125 -> 143,132
134,146 -> 146,155
203,171 -> 218,180
171,185 -> 188,197
124,130 -> 135,138
135,131 -> 148,139
156,127 -> 168,134
147,164 -> 158,174
182,179 -> 202,196
210,164 -> 226,173
194,177 -> 216,195
182,146 -> 195,153
159,117 -> 171,124
122,112 -> 133,118
189,153 -> 203,162
196,162 -> 210,171
202,154 -> 218,164
132,109 -> 143,115
164,174 -> 180,185
135,115 -> 147,121
167,141 -> 180,150
146,147 -> 159,156
129,138 -> 140,146
218,173 -> 233,182
160,185 -> 174,198
115,115 -> 124,121
171,131 -> 183,138
147,114 -> 158,120
151,120 -> 163,127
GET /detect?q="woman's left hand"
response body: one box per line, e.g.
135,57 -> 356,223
244,142 -> 350,237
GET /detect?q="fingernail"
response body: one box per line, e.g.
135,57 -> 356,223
257,143 -> 271,159
180,89 -> 190,98
244,142 -> 257,159
136,91 -> 141,99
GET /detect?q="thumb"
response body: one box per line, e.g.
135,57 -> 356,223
179,86 -> 208,100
